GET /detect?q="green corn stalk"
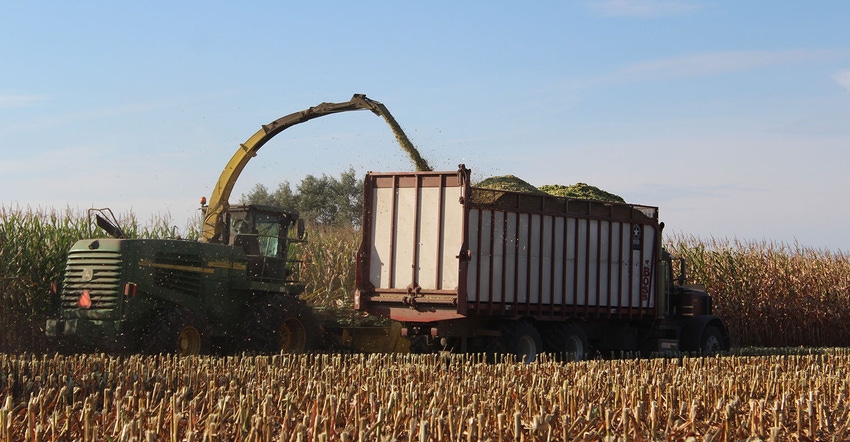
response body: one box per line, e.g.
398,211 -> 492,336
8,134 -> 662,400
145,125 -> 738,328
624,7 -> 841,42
0,205 -> 200,352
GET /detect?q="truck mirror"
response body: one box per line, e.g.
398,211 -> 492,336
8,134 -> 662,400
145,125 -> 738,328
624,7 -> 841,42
678,257 -> 687,285
297,219 -> 306,240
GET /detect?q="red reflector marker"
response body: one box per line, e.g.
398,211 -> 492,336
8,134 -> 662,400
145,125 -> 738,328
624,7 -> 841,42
78,290 -> 92,309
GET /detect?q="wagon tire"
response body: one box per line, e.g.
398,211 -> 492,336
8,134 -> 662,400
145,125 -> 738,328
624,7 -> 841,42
496,321 -> 543,363
543,323 -> 590,362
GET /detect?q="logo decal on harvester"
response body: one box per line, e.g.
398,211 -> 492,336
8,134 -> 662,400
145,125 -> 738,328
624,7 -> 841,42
82,267 -> 94,282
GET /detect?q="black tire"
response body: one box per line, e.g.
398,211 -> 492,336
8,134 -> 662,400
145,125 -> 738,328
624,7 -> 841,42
242,296 -> 317,353
49,337 -> 80,355
143,307 -> 211,356
408,335 -> 437,354
543,323 -> 590,362
699,325 -> 728,354
494,321 -> 543,363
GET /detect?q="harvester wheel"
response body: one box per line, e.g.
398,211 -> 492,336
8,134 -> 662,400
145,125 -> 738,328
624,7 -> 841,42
48,337 -> 80,355
242,296 -> 317,353
144,307 -> 210,356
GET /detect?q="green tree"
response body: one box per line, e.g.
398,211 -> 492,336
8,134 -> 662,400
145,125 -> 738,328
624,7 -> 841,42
239,168 -> 362,227
241,181 -> 298,209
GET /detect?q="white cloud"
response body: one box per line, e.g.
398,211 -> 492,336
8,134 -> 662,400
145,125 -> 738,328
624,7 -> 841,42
835,69 -> 850,93
587,0 -> 702,17
0,94 -> 45,109
612,50 -> 833,82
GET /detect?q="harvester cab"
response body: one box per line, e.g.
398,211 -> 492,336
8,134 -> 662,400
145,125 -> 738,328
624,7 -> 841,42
203,203 -> 305,284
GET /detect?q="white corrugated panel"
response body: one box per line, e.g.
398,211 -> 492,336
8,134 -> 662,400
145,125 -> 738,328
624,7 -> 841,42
369,183 -> 464,291
467,208 -> 657,310
369,187 -> 395,289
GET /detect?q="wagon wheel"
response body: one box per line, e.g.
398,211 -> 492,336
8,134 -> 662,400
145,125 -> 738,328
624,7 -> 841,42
490,321 -> 543,364
543,323 -> 590,362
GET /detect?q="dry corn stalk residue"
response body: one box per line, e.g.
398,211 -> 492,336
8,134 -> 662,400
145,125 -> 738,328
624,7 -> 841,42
2,351 -> 850,440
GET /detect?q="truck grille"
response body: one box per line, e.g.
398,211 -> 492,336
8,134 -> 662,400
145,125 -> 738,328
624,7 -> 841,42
61,249 -> 123,316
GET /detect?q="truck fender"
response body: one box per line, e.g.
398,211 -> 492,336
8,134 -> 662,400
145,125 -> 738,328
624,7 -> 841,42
679,315 -> 729,352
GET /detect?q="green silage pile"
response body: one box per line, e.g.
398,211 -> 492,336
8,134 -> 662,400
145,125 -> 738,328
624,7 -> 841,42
475,175 -> 624,203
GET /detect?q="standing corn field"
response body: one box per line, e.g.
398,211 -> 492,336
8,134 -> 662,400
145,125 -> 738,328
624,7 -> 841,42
295,225 -> 360,309
667,235 -> 850,348
0,207 -> 94,353
2,351 -> 850,440
0,206 -> 197,353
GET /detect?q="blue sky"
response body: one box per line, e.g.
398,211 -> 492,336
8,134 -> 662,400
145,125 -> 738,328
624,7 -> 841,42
2,1 -> 849,251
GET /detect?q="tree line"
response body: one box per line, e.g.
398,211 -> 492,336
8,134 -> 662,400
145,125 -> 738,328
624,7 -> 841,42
239,168 -> 363,228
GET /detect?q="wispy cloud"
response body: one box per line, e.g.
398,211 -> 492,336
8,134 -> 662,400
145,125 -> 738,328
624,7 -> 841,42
587,0 -> 702,17
835,69 -> 850,93
0,94 -> 45,109
611,50 -> 834,82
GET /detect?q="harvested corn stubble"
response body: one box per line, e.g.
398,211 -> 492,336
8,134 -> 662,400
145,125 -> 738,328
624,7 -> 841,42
2,350 -> 850,441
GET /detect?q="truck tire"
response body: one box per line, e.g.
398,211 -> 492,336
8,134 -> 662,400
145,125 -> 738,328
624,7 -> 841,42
700,325 -> 728,354
543,323 -> 590,361
408,335 -> 437,354
143,307 -> 211,356
242,296 -> 317,353
493,321 -> 542,363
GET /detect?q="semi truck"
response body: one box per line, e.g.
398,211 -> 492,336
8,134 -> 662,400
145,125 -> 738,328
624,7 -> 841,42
45,94 -> 418,355
354,165 -> 730,361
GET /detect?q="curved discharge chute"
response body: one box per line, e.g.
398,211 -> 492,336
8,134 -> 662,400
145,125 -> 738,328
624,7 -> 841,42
202,94 -> 431,243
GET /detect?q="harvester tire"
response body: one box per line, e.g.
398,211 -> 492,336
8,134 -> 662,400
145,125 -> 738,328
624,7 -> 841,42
143,307 -> 211,356
242,296 -> 317,353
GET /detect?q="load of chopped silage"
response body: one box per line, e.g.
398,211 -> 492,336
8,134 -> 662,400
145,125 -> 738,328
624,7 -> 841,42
475,175 -> 545,195
474,175 -> 624,203
538,183 -> 625,203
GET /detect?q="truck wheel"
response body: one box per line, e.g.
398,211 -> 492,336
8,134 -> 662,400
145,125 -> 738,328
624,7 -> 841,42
144,307 -> 210,356
700,325 -> 728,354
498,321 -> 543,363
543,323 -> 590,361
409,335 -> 437,354
243,296 -> 317,353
